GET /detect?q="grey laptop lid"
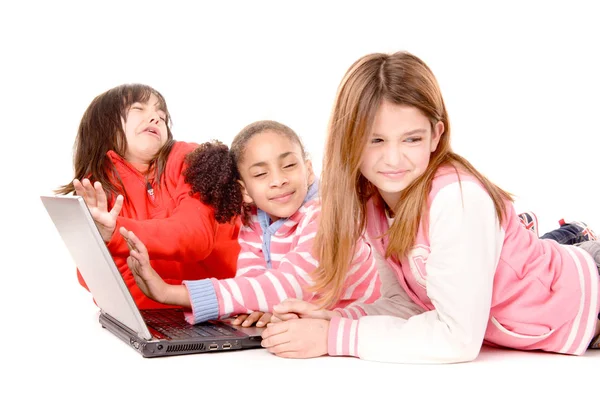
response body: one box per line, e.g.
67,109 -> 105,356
40,195 -> 153,340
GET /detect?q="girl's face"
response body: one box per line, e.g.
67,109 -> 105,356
237,130 -> 315,222
122,93 -> 168,166
359,101 -> 444,208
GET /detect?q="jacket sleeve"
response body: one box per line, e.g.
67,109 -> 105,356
105,143 -> 219,263
328,182 -> 505,364
334,244 -> 424,320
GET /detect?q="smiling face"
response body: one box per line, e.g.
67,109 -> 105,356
122,93 -> 168,166
359,101 -> 444,208
237,130 -> 315,222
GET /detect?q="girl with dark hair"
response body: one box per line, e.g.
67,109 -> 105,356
57,84 -> 240,309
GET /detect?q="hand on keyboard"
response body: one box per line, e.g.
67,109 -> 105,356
232,311 -> 273,328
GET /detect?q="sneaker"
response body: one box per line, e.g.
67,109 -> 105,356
558,219 -> 597,241
518,212 -> 538,236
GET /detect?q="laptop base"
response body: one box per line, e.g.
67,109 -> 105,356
100,312 -> 263,358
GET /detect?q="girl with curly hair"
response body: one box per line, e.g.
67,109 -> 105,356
120,120 -> 382,327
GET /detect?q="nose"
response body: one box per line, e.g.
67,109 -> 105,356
269,171 -> 289,188
383,142 -> 404,167
149,109 -> 162,124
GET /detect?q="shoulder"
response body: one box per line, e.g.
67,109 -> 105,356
295,197 -> 321,223
239,217 -> 263,240
428,180 -> 497,237
169,141 -> 200,161
431,165 -> 481,191
164,141 -> 200,175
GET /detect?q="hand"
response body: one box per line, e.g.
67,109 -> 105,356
270,298 -> 339,323
232,312 -> 272,327
74,178 -> 123,242
121,227 -> 177,305
261,318 -> 329,358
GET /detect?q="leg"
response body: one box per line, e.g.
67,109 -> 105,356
540,223 -> 585,245
541,220 -> 597,245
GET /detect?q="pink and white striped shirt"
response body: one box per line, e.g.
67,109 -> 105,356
183,196 -> 381,323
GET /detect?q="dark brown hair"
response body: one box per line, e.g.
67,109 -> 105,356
183,120 -> 306,225
56,84 -> 175,201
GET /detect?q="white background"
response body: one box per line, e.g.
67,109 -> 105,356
2,1 -> 599,398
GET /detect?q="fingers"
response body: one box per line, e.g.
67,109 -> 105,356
94,181 -> 108,212
261,320 -> 289,341
111,195 -> 124,218
126,254 -> 141,277
79,178 -> 98,207
260,322 -> 290,349
73,179 -> 85,197
120,227 -> 149,257
256,312 -> 272,328
271,312 -> 299,322
263,342 -> 296,356
242,311 -> 264,327
272,299 -> 314,315
120,227 -> 139,253
232,314 -> 248,326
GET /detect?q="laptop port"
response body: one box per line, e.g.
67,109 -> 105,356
209,344 -> 219,351
222,343 -> 232,350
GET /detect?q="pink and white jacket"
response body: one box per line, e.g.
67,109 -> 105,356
183,185 -> 381,323
328,167 -> 600,363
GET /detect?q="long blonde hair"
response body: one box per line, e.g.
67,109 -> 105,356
312,51 -> 512,308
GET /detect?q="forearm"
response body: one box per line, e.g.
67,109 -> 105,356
165,284 -> 191,308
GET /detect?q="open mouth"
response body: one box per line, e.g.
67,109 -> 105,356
142,127 -> 160,138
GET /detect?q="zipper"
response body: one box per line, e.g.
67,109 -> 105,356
146,181 -> 155,201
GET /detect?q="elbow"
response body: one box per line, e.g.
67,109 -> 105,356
443,341 -> 481,364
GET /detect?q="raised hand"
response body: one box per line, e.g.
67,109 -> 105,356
120,227 -> 169,304
121,227 -> 190,307
74,178 -> 123,242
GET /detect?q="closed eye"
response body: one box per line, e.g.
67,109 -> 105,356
283,163 -> 297,169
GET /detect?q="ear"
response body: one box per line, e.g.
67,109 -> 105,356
305,159 -> 316,186
238,180 -> 254,204
430,121 -> 445,152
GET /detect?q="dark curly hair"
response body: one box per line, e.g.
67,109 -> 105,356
184,120 -> 306,225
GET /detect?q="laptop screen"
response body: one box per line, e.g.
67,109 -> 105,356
40,195 -> 153,340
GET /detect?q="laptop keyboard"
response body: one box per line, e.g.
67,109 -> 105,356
140,309 -> 237,340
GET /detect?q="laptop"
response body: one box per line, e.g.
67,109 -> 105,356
40,194 -> 264,357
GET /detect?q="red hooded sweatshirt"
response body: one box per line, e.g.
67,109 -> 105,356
77,141 -> 240,309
